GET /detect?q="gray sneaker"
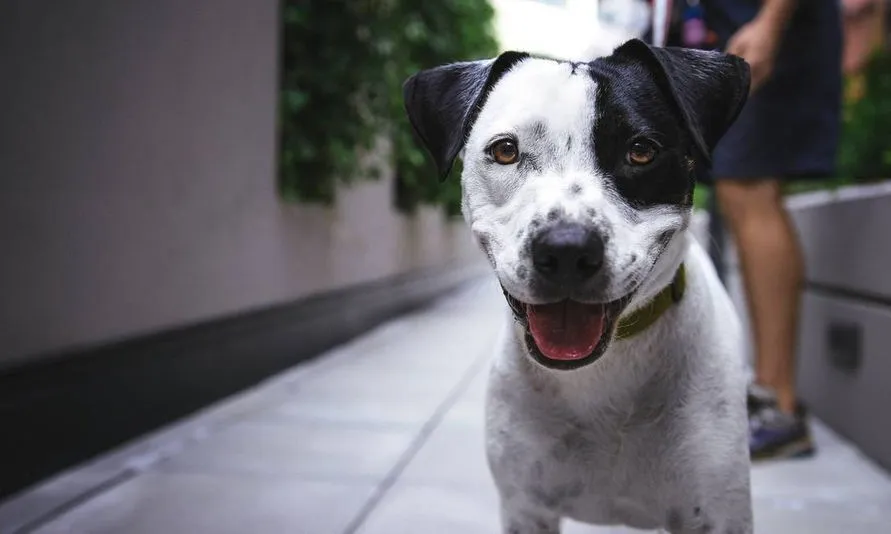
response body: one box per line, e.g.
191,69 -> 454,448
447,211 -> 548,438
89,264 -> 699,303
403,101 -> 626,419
747,385 -> 816,461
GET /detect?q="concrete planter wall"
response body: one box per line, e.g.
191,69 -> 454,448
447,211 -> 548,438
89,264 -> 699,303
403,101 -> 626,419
719,181 -> 891,471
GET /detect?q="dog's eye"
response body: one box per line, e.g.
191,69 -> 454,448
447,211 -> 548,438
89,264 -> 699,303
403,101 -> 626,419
627,140 -> 658,166
490,139 -> 519,165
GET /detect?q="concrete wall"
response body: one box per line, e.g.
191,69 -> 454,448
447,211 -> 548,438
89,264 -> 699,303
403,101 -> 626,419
0,0 -> 483,367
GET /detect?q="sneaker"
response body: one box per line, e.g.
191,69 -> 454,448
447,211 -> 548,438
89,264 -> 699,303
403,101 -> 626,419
748,387 -> 816,461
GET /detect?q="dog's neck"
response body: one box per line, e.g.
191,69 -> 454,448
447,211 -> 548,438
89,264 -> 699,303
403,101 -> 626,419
615,264 -> 685,341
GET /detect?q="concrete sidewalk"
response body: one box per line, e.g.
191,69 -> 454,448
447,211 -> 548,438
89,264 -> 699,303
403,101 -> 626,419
3,278 -> 891,533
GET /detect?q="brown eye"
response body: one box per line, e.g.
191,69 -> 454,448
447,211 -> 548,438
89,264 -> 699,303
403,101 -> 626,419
627,139 -> 657,166
490,139 -> 519,165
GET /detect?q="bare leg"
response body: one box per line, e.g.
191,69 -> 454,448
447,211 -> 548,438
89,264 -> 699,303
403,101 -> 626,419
715,179 -> 802,415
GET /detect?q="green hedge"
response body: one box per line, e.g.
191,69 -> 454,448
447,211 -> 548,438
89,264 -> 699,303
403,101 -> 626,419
279,1 -> 498,214
838,48 -> 891,183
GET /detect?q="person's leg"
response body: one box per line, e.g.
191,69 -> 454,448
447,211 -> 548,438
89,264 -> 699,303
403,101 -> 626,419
715,178 -> 802,415
716,177 -> 815,460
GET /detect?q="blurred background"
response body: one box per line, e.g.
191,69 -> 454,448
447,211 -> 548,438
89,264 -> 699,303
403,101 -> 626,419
1,1 -> 891,532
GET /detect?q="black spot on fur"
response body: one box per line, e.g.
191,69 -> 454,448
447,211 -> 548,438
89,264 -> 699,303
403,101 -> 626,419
547,209 -> 560,222
534,518 -> 554,532
517,265 -> 529,280
519,153 -> 542,173
666,508 -> 684,532
529,487 -> 560,508
529,373 -> 556,395
530,219 -> 542,229
529,480 -> 584,509
569,183 -> 583,196
551,429 -> 588,462
509,518 -> 558,534
530,121 -> 547,140
689,506 -> 715,533
586,207 -> 597,219
565,135 -> 573,150
650,230 -> 675,257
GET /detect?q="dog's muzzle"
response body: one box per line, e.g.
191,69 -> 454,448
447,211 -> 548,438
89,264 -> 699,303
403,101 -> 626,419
502,263 -> 686,371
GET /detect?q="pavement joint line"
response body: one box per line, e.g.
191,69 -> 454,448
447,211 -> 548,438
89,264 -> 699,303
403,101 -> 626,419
4,361 -> 338,534
4,293 -> 501,534
0,321 -> 386,533
7,471 -> 137,534
340,328 -> 500,534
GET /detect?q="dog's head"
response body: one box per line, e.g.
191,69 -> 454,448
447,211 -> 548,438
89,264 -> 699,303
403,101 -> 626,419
403,39 -> 750,370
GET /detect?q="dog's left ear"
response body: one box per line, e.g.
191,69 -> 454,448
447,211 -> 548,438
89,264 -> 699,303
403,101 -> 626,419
611,39 -> 751,164
402,51 -> 529,180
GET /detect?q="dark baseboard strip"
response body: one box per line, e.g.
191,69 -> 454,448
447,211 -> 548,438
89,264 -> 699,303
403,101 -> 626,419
0,262 -> 487,500
805,281 -> 891,309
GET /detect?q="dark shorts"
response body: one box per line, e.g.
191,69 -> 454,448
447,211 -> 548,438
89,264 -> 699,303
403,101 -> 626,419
702,0 -> 844,183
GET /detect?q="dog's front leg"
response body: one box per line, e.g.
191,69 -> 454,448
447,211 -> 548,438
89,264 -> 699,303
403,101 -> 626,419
665,496 -> 753,534
500,502 -> 560,534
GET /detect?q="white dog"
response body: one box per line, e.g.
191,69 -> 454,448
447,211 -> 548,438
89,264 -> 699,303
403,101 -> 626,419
403,39 -> 753,533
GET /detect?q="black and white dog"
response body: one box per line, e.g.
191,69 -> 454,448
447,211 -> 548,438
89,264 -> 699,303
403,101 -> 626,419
403,39 -> 753,533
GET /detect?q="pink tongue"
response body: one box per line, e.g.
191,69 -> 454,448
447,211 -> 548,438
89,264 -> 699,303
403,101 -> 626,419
526,301 -> 605,361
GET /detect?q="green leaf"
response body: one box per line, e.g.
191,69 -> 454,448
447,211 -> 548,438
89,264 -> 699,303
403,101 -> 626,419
278,0 -> 499,207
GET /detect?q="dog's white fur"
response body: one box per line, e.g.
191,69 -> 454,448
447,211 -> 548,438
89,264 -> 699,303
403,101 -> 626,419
458,59 -> 753,533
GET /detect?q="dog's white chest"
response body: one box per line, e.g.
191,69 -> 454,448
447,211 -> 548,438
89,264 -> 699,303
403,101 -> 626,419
486,375 -> 679,529
515,437 -> 663,527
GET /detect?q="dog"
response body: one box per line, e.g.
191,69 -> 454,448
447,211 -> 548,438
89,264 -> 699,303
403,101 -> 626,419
403,38 -> 753,533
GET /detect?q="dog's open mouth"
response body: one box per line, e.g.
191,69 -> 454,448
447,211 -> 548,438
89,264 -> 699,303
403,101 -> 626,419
504,292 -> 630,370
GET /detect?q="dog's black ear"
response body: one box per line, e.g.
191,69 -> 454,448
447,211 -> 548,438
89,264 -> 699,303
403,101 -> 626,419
402,51 -> 529,180
611,39 -> 751,164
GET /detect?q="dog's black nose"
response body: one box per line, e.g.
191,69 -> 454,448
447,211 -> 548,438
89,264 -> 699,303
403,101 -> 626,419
531,223 -> 605,286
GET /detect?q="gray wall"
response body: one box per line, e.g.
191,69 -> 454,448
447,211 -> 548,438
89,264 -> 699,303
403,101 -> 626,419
0,1 -> 483,366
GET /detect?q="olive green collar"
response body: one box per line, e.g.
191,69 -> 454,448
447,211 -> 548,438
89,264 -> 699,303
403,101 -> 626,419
615,264 -> 686,340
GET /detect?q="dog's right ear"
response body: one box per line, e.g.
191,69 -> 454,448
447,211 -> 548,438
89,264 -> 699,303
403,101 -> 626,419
610,39 -> 750,166
402,51 -> 529,180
